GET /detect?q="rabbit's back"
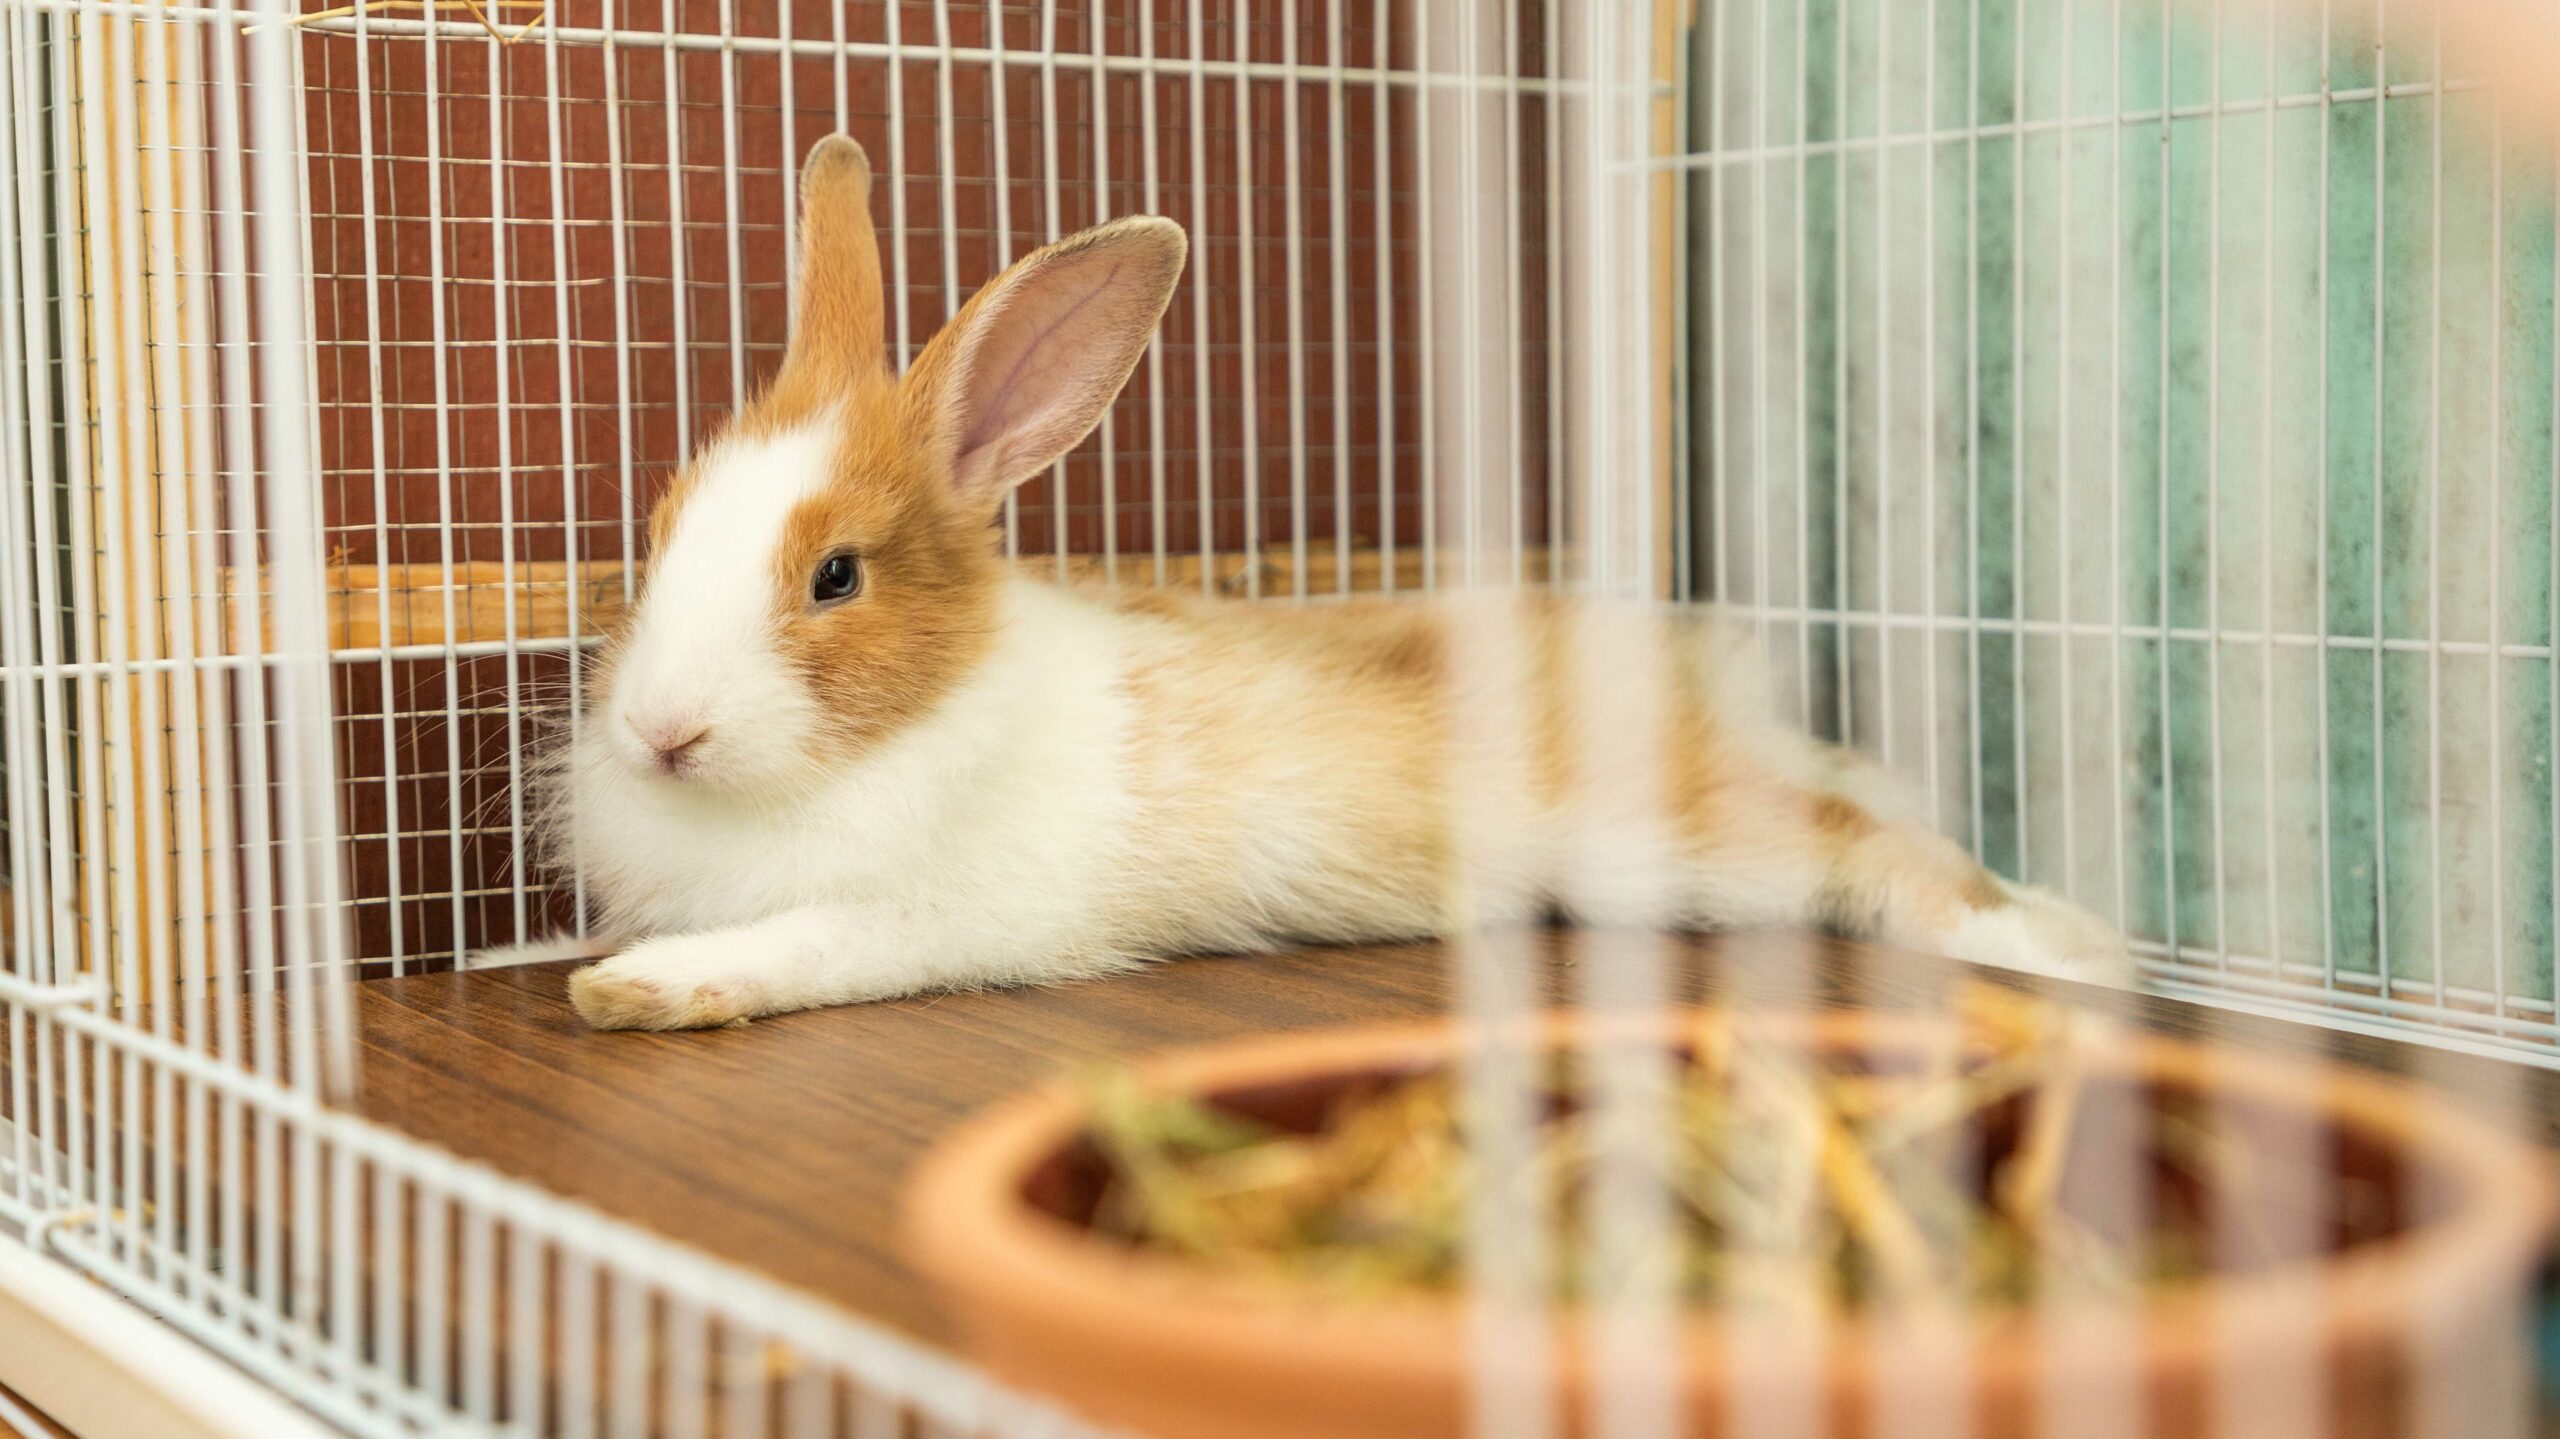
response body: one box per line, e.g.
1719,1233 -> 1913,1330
1090,584 -> 1835,951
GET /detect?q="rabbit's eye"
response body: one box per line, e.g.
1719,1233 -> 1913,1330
810,552 -> 862,606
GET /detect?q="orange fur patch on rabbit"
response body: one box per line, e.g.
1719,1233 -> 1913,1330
765,413 -> 1002,754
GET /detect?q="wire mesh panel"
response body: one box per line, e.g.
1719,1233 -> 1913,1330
1686,0 -> 2560,1061
280,0 -> 1572,976
0,2 -> 1607,1434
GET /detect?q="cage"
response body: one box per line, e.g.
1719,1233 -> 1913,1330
0,0 -> 2551,1436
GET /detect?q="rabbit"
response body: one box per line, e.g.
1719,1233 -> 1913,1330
534,133 -> 2129,1032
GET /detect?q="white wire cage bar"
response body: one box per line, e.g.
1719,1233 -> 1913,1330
1687,0 -> 2560,1064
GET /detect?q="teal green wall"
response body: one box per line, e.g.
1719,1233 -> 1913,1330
1689,0 -> 2557,1014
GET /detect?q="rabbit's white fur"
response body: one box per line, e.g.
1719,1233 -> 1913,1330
539,135 -> 2129,1031
565,561 -> 1144,1026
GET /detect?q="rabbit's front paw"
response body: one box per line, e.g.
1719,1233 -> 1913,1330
568,936 -> 766,1031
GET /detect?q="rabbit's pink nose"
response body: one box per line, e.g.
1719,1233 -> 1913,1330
633,718 -> 711,775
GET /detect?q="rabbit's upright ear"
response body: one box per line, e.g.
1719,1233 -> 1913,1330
901,216 -> 1186,512
771,135 -> 887,403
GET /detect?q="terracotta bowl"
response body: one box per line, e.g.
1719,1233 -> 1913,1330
902,1011 -> 2556,1439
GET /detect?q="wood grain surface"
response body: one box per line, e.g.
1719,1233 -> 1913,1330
345,929 -> 2560,1347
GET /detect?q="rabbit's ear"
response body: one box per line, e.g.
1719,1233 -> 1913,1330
901,216 -> 1186,511
772,135 -> 887,400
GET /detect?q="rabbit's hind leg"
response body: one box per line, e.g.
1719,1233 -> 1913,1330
1658,777 -> 2132,987
1814,805 -> 2132,986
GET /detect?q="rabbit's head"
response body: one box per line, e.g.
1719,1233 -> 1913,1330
594,135 -> 1186,793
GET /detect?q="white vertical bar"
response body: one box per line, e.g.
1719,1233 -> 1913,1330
172,9 -> 239,1117
486,22 -> 531,947
883,0 -> 919,368
606,1271 -> 648,1439
990,0 -> 1021,561
778,0 -> 797,283
2483,24 -> 2507,1020
2056,0 -> 2078,896
1966,0 -> 1986,850
1749,0 -> 1773,654
0,6 -> 47,1230
559,1243 -> 598,1439
723,1322 -> 770,1439
1839,0 -> 1857,739
0,0 -> 56,1017
196,0 -> 264,1339
83,3 -> 154,1284
1808,0 -> 1824,729
2207,0 -> 2233,966
1140,0 -> 1170,587
1231,3 -> 1262,596
927,5 -> 963,377
1451,861 -> 1550,1437
667,1299 -> 708,1439
1436,18 -> 1548,1438
1039,0 -> 1067,579
1090,0 -> 1120,585
44,17 -> 102,1242
1922,0 -> 1944,834
2008,0 -> 2027,868
2424,5 -> 2446,1007
852,1388 -> 901,1439
55,1 -> 111,1273
1282,7 -> 1309,596
0,12 -> 41,1020
829,0 -> 849,137
0,11 -> 30,1227
1457,0 -> 1484,586
713,0 -> 746,404
254,1 -> 355,1384
2260,0 -> 2285,979
461,1200 -> 495,1423
2108,0 -> 2131,930
603,8 -> 638,620
1500,0 -> 1524,587
135,0 -> 198,1293
2369,4 -> 2391,1006
2315,0 -> 2338,992
1374,0 -> 1397,595
1580,8 -> 1680,1423
1541,0 -> 1563,593
782,1367 -> 830,1439
1708,0 -> 1733,608
328,1140 -> 361,1408
1666,9 -> 1692,604
1415,0 -> 1436,590
422,0 -> 469,968
350,0 -> 406,976
417,1183 -> 450,1417
1185,0 -> 1211,591
370,1166 -> 407,1421
509,1226 -> 547,1433
1876,0 -> 1898,774
658,1 -> 693,455
542,0 -> 588,946
2156,0 -> 2180,958
1326,0 -> 1352,594
109,3 -> 170,1283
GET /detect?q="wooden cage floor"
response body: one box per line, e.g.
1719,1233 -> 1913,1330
341,930 -> 2560,1347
